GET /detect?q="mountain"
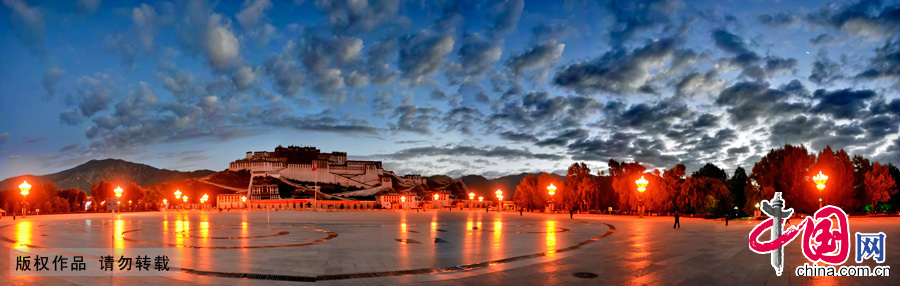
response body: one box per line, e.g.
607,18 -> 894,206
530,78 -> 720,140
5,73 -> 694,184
0,159 -> 215,195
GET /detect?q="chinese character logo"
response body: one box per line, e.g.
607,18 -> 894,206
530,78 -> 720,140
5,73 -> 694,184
856,232 -> 886,263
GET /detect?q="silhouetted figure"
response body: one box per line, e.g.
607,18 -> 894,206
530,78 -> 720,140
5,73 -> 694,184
725,214 -> 729,226
570,209 -> 574,219
673,212 -> 680,228
520,207 -> 524,216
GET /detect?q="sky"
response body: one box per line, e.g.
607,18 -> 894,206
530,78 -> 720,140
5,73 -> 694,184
1,0 -> 899,180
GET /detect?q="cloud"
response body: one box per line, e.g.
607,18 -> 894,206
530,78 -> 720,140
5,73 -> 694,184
536,128 -> 589,147
398,30 -> 454,83
236,0 -> 276,46
711,29 -> 749,54
486,0 -> 523,39
103,34 -> 137,67
499,131 -> 538,143
132,3 -> 160,52
759,12 -> 798,27
606,0 -> 681,45
390,104 -> 440,135
810,88 -> 876,119
73,75 -> 113,117
176,0 -> 241,70
60,108 -> 84,126
553,38 -> 678,95
809,50 -> 844,86
715,81 -> 808,125
371,145 -> 565,161
490,91 -> 601,131
441,107 -> 484,135
805,0 -> 900,39
856,39 -> 900,86
42,67 -> 65,97
77,0 -> 101,14
315,0 -> 400,35
0,132 -> 9,143
769,115 -> 829,145
507,40 -> 565,76
809,33 -> 835,45
567,132 -> 679,168
674,71 -> 724,98
458,33 -> 502,76
3,0 -> 45,56
263,48 -> 305,98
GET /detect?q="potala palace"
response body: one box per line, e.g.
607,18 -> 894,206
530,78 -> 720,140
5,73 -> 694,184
228,145 -> 393,189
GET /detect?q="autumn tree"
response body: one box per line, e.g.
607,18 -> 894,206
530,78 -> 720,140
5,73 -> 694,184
513,174 -> 538,210
728,167 -> 749,216
594,172 -> 618,211
865,162 -> 897,213
852,155 -> 873,211
566,162 -> 594,210
610,159 -> 646,211
750,145 -> 817,213
682,176 -> 731,215
813,146 -> 855,209
692,163 -> 728,181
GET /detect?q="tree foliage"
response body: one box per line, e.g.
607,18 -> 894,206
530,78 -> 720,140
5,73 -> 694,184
865,162 -> 897,213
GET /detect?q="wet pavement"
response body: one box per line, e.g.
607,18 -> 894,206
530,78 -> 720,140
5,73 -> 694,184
0,210 -> 897,285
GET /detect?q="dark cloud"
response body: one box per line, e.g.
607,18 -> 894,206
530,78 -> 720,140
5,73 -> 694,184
686,128 -> 736,156
0,132 -> 9,144
764,56 -> 797,75
809,50 -> 844,86
805,0 -> 900,38
398,30 -> 454,83
727,146 -> 750,155
372,145 -> 564,161
42,67 -> 65,97
712,29 -> 749,54
810,88 -> 876,119
715,81 -> 808,124
553,38 -> 678,95
498,131 -> 538,143
769,115 -> 829,145
674,71 -> 724,98
263,50 -> 305,98
870,98 -> 900,115
458,33 -> 502,76
3,0 -> 45,56
60,108 -> 84,126
606,0 -> 681,45
103,34 -> 138,67
536,128 -> 589,147
530,22 -> 578,43
490,92 -> 601,131
567,132 -> 679,168
856,39 -> 900,86
390,105 -> 440,135
486,0 -> 524,39
861,114 -> 898,140
315,0 -> 400,35
507,40 -> 565,76
236,0 -> 276,47
364,39 -> 399,85
441,107 -> 484,135
759,12 -> 798,27
603,98 -> 693,132
809,33 -> 835,45
371,91 -> 392,117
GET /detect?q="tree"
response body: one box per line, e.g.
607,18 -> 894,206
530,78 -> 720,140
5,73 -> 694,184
750,145 -> 817,213
728,167 -> 749,216
513,174 -> 538,210
610,160 -> 646,211
692,163 -> 728,181
813,146 -> 855,210
852,155 -> 873,211
566,163 -> 594,210
537,173 -> 563,210
682,176 -> 731,215
865,162 -> 897,214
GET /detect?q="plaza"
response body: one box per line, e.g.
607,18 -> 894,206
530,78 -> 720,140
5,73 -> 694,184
1,210 -> 898,285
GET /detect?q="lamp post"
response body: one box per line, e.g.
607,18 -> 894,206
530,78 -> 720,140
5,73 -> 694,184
201,194 -> 209,210
242,196 -> 247,209
755,202 -> 760,218
495,190 -> 503,211
468,192 -> 475,209
113,186 -> 123,214
547,183 -> 556,213
19,181 -> 31,217
813,171 -> 828,209
400,195 -> 406,209
163,199 -> 168,210
635,176 -> 648,218
183,196 -> 188,210
174,190 -> 182,210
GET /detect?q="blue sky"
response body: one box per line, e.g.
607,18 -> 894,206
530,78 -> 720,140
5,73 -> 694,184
1,0 -> 899,179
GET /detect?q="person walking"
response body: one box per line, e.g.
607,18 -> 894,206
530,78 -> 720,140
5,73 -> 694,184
725,214 -> 729,226
673,211 -> 680,228
570,209 -> 574,219
520,207 -> 524,216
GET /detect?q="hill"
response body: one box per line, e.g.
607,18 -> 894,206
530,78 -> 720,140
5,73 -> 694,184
0,159 -> 215,194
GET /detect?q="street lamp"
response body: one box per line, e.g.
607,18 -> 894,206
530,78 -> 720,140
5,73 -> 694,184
113,186 -> 123,213
478,196 -> 483,202
201,194 -> 209,209
813,171 -> 828,209
19,181 -> 31,217
468,192 -> 475,209
174,189 -> 182,199
434,194 -> 439,200
635,176 -> 648,218
495,189 -> 503,210
547,183 -> 556,213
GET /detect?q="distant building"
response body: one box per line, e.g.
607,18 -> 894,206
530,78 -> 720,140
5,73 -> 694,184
217,194 -> 245,209
229,145 -> 396,189
377,193 -> 417,209
250,184 -> 280,200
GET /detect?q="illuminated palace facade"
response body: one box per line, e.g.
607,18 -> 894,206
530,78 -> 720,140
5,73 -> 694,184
228,145 -> 389,189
